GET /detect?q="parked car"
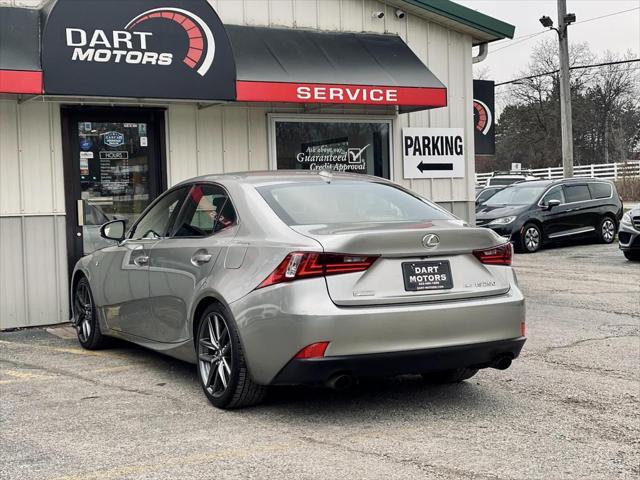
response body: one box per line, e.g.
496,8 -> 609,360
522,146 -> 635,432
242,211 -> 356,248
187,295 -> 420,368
476,185 -> 506,206
618,204 -> 640,261
476,178 -> 623,253
484,172 -> 537,187
70,171 -> 526,409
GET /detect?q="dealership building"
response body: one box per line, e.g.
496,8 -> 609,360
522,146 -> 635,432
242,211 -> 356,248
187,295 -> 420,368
0,0 -> 513,329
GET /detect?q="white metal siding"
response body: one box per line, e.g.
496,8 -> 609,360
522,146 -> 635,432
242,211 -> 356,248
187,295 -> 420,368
178,0 -> 477,207
0,100 -> 69,329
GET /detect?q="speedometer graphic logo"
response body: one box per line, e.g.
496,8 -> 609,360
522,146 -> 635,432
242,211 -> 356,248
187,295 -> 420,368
473,99 -> 493,135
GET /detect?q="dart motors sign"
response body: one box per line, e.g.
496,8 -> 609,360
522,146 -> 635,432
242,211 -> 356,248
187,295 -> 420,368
402,128 -> 465,179
41,0 -> 235,100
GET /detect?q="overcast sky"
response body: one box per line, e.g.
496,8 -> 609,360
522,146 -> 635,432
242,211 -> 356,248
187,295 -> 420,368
457,0 -> 639,84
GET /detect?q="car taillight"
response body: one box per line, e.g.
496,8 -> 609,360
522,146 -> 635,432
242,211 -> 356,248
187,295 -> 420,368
294,341 -> 330,359
473,243 -> 513,266
257,252 -> 379,289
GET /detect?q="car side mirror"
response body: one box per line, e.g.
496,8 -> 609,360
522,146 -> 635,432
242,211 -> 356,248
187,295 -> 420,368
100,219 -> 126,241
545,199 -> 561,210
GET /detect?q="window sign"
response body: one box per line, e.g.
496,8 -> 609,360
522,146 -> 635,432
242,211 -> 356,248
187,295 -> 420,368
272,118 -> 391,179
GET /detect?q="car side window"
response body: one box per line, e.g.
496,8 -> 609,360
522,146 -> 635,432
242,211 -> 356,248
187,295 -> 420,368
564,185 -> 592,203
588,182 -> 612,199
172,184 -> 237,237
540,186 -> 565,205
129,187 -> 189,240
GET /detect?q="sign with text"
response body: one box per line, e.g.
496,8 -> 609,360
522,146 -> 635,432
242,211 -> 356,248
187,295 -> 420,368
402,128 -> 465,179
41,0 -> 235,100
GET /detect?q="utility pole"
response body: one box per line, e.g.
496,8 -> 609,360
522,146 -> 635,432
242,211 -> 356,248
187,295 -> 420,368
540,2 -> 576,178
556,0 -> 574,178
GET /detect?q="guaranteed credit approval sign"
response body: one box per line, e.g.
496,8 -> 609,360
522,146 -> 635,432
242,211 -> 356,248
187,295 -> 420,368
402,128 -> 465,179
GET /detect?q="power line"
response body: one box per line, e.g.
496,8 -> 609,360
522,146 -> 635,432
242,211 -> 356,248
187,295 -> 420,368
495,59 -> 640,86
488,6 -> 640,52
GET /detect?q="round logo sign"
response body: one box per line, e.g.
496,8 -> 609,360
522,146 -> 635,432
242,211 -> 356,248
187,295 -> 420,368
422,234 -> 440,249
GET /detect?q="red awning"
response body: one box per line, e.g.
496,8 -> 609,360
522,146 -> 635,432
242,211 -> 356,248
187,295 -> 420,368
227,26 -> 447,112
0,7 -> 43,95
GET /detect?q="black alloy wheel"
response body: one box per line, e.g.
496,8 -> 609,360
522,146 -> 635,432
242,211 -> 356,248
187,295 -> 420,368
196,304 -> 266,409
597,217 -> 616,244
73,277 -> 106,349
518,223 -> 542,253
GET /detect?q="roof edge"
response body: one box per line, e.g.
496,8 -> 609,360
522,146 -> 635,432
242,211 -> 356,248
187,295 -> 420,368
402,0 -> 515,41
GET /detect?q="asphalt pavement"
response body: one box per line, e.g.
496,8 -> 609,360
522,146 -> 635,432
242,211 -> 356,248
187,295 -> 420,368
1,242 -> 639,480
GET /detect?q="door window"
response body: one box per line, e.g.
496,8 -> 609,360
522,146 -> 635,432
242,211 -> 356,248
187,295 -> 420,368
272,118 -> 391,178
76,120 -> 156,254
540,186 -> 566,205
172,184 -> 236,237
564,185 -> 592,203
130,187 -> 188,240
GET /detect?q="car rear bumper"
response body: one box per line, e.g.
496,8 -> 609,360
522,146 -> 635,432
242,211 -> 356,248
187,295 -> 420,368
230,275 -> 525,385
271,337 -> 526,385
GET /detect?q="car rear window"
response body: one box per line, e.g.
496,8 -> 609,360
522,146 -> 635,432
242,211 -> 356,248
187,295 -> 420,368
588,182 -> 612,199
257,181 -> 453,226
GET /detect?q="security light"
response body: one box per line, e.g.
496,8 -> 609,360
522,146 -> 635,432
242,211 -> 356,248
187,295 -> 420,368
395,9 -> 406,19
372,11 -> 384,19
563,13 -> 576,25
539,16 -> 554,28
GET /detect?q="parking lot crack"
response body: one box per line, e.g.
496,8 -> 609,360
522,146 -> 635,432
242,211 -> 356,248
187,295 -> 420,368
0,357 -> 176,401
298,435 -> 512,480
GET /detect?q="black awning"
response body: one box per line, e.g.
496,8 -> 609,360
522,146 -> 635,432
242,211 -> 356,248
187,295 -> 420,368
0,7 -> 43,94
227,25 -> 447,112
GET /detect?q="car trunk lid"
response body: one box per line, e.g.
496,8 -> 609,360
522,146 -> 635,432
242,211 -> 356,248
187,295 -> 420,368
291,220 -> 511,306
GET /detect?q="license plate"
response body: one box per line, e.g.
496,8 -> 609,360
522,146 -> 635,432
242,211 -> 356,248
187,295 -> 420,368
402,260 -> 453,291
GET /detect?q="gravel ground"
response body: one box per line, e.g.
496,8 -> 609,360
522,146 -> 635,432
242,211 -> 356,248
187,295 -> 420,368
1,242 -> 639,480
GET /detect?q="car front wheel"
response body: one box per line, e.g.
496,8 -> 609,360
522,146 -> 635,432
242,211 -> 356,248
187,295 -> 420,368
623,251 -> 640,261
597,217 -> 616,244
73,277 -> 107,350
517,223 -> 542,253
196,304 -> 267,409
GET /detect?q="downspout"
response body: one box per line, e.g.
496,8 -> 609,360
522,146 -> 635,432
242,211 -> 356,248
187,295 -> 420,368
472,43 -> 488,64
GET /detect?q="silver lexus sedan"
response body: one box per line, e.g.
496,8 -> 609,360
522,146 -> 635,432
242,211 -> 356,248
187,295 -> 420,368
71,171 -> 526,409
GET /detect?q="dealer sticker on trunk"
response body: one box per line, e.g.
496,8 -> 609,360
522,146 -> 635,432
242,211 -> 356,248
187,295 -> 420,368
402,260 -> 453,291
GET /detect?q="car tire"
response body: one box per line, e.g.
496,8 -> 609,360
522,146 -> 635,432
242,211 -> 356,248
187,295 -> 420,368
623,251 -> 640,261
73,277 -> 108,350
597,216 -> 616,244
517,223 -> 542,253
196,303 -> 267,409
421,368 -> 478,384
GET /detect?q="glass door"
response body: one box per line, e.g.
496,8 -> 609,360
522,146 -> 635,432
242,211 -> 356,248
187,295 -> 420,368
62,108 -> 166,278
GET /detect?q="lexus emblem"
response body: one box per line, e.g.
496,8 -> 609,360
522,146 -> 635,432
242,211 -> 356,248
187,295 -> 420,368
422,234 -> 440,249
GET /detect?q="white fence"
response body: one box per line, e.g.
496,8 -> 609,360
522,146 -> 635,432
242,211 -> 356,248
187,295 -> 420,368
476,161 -> 640,185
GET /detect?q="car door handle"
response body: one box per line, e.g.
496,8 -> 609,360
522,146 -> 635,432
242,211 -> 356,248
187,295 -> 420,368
191,252 -> 212,266
133,255 -> 149,267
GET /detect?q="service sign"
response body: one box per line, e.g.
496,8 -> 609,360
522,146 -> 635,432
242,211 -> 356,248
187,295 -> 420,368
41,0 -> 235,100
402,128 -> 465,179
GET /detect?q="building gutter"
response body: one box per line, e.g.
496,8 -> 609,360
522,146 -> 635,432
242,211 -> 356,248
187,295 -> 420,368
402,0 -> 515,42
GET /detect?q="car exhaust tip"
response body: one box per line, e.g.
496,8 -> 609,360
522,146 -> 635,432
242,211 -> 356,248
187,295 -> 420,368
492,355 -> 513,370
326,374 -> 354,390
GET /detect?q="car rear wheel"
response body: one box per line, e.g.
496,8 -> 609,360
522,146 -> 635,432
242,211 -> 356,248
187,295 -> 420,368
517,223 -> 542,253
597,217 -> 616,244
623,251 -> 640,261
196,304 -> 267,409
73,277 -> 107,350
421,368 -> 478,384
